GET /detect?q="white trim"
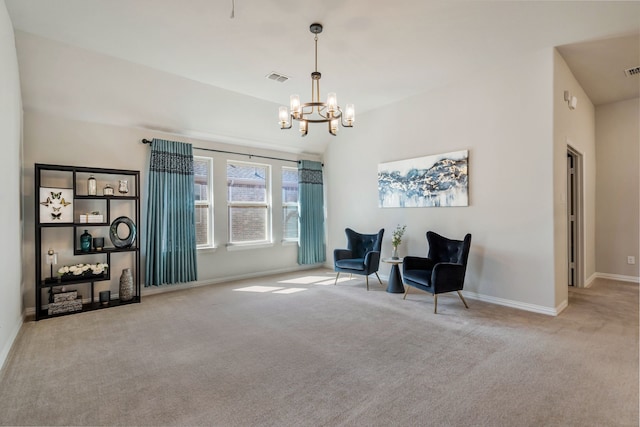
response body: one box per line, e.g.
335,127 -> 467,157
567,143 -> 585,288
585,272 -> 598,288
380,275 -> 563,316
0,314 -> 24,372
461,291 -> 562,316
594,272 -> 640,284
24,265 -> 325,315
226,242 -> 274,251
555,299 -> 569,314
141,264 -> 322,296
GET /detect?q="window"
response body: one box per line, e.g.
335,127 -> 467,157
282,167 -> 299,241
194,156 -> 213,248
227,161 -> 271,244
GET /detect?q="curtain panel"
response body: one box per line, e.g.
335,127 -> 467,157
145,138 -> 198,286
298,160 -> 326,265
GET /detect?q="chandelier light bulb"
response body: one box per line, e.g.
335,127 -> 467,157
299,120 -> 308,136
327,92 -> 337,113
330,119 -> 339,134
290,95 -> 301,117
345,104 -> 355,125
279,106 -> 290,128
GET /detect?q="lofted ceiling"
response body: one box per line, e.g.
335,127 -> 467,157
5,0 -> 640,154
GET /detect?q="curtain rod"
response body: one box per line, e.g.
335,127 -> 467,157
142,138 -> 306,164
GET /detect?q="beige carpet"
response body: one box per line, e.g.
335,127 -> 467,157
0,269 -> 637,426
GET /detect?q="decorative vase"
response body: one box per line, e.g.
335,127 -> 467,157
119,268 -> 134,302
118,179 -> 129,194
391,246 -> 399,260
87,175 -> 97,196
80,230 -> 92,252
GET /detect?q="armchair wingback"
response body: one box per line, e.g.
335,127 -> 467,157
334,228 -> 384,290
403,231 -> 472,313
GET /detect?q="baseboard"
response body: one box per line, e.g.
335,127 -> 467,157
141,264 -> 323,296
461,291 -> 561,316
593,272 -> 640,284
0,314 -> 24,373
25,265 -> 326,312
24,294 -> 121,318
585,273 -> 598,288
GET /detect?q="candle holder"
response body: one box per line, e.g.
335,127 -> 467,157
99,290 -> 111,305
46,248 -> 58,279
93,237 -> 105,251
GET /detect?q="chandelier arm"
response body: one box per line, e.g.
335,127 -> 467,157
335,107 -> 353,127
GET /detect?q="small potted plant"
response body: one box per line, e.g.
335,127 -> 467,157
391,224 -> 406,259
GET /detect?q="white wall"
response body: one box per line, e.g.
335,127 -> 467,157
552,50 -> 596,305
21,111 -> 320,312
14,31 -> 329,156
595,98 -> 640,280
325,49 -> 559,314
0,0 -> 23,369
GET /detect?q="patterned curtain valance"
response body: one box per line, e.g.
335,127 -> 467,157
149,139 -> 194,175
299,165 -> 323,185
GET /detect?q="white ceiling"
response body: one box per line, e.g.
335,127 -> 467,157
6,0 -> 640,154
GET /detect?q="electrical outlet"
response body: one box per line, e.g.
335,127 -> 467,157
628,256 -> 636,265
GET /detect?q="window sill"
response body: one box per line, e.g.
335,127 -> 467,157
281,240 -> 299,246
197,245 -> 217,253
226,242 -> 274,251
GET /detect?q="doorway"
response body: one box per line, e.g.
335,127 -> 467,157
567,146 -> 584,287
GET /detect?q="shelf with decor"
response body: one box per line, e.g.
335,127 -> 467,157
34,163 -> 141,321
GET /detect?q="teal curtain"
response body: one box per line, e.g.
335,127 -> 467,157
145,138 -> 198,286
298,160 -> 326,265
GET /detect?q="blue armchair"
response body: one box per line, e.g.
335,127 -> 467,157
403,231 -> 472,313
334,228 -> 384,290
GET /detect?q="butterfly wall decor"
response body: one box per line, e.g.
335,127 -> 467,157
39,187 -> 73,223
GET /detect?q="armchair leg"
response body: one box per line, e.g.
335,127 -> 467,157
403,285 -> 410,300
434,294 -> 438,314
375,272 -> 383,286
457,291 -> 469,309
366,275 -> 369,291
334,272 -> 340,285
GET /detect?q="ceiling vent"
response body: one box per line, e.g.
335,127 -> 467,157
266,72 -> 289,83
624,66 -> 640,77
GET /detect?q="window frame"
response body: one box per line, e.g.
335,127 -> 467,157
281,166 -> 299,243
194,156 -> 214,249
226,160 -> 272,246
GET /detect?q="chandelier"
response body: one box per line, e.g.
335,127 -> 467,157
278,23 -> 355,137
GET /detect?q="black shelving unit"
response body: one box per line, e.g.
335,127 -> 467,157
34,164 -> 141,320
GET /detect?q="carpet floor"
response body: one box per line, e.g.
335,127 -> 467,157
0,269 -> 637,426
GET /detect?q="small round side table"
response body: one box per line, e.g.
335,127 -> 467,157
382,258 -> 404,293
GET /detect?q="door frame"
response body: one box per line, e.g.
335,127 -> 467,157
567,144 -> 585,288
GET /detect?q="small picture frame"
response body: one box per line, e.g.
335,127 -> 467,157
39,187 -> 73,223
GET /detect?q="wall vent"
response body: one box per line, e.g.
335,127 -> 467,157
624,66 -> 640,77
266,72 -> 289,83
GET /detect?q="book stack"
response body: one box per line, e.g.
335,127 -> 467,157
79,214 -> 104,223
48,290 -> 83,315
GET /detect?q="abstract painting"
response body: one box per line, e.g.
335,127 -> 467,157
39,187 -> 73,223
378,150 -> 468,208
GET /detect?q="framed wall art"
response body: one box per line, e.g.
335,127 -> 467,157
39,187 -> 73,223
378,150 -> 468,208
